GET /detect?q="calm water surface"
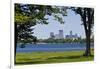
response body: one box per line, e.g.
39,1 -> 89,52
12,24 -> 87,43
16,43 -> 94,52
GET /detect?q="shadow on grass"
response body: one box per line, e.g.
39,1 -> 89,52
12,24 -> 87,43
48,55 -> 94,59
15,61 -> 45,65
47,56 -> 82,59
16,55 -> 94,65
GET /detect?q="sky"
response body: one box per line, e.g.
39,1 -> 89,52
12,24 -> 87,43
32,9 -> 85,39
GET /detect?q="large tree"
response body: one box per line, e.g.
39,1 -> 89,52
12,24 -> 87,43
71,7 -> 94,56
15,4 -> 66,43
14,3 -> 66,63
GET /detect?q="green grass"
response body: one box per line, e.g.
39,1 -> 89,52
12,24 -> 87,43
16,50 -> 94,65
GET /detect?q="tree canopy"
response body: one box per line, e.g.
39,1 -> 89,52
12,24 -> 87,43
15,4 -> 67,43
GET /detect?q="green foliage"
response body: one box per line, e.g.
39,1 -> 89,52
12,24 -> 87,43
54,14 -> 64,24
15,13 -> 31,24
15,3 -> 67,44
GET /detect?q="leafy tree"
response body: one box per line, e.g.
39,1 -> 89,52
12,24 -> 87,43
15,4 -> 66,44
14,3 -> 67,63
71,7 -> 94,56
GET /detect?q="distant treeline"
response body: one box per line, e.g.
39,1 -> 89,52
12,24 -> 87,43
17,38 -> 94,44
37,38 -> 94,43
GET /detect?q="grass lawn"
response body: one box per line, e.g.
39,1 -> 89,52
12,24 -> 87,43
16,50 -> 94,65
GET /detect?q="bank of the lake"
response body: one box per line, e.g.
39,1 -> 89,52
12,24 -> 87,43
16,50 -> 94,65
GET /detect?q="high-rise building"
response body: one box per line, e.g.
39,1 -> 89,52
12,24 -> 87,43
50,32 -> 55,38
59,30 -> 64,39
50,30 -> 64,39
70,31 -> 72,36
65,31 -> 79,39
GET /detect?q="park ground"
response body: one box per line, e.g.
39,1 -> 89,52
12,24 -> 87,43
15,49 -> 94,65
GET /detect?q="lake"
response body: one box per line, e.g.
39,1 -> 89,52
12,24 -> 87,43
16,43 -> 94,52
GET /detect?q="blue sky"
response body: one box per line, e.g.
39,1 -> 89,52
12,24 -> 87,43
32,9 -> 85,39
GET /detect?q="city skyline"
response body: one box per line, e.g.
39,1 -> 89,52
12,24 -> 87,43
54,30 -> 64,39
50,30 -> 80,39
32,9 -> 85,39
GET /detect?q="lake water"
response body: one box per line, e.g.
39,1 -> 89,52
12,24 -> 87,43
16,43 -> 94,53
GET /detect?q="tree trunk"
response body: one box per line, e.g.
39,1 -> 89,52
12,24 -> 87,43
83,31 -> 91,56
83,8 -> 92,56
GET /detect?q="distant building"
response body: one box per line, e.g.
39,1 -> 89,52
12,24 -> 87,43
65,31 -> 79,39
58,30 -> 64,39
49,30 -> 80,40
49,30 -> 64,39
70,31 -> 72,36
50,32 -> 55,39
